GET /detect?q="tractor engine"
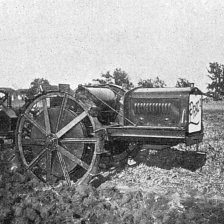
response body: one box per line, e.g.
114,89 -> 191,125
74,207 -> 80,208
108,87 -> 203,146
75,84 -> 124,125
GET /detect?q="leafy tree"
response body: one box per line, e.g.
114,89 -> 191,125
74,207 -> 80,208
93,71 -> 112,85
27,78 -> 51,99
138,76 -> 166,88
207,62 -> 224,95
113,68 -> 133,88
138,78 -> 154,88
176,78 -> 191,87
153,76 -> 166,88
93,68 -> 134,89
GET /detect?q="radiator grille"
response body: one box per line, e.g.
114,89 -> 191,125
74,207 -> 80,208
134,102 -> 171,114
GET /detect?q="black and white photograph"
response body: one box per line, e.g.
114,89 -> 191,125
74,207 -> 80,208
0,0 -> 224,223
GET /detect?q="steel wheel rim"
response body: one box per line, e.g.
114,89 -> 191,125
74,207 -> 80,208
16,91 -> 99,186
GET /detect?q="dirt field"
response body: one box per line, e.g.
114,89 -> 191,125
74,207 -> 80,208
1,100 -> 224,223
203,100 -> 224,111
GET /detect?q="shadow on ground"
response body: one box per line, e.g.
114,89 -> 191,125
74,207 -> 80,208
92,147 -> 207,188
136,147 -> 207,172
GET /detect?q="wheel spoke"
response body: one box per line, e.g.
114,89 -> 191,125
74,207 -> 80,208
26,148 -> 47,170
55,94 -> 68,132
42,98 -> 51,134
55,111 -> 88,138
57,145 -> 90,170
46,149 -> 52,182
57,151 -> 71,187
22,138 -> 46,146
24,113 -> 47,135
60,137 -> 97,143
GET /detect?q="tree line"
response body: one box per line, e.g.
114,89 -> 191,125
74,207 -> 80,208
24,62 -> 222,99
94,68 -> 191,90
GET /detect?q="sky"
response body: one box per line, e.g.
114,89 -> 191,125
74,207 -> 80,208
1,0 -> 224,91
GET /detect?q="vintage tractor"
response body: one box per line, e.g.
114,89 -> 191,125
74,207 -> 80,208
14,83 -> 204,186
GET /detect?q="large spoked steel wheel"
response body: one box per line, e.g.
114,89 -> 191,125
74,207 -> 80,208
16,91 -> 100,186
